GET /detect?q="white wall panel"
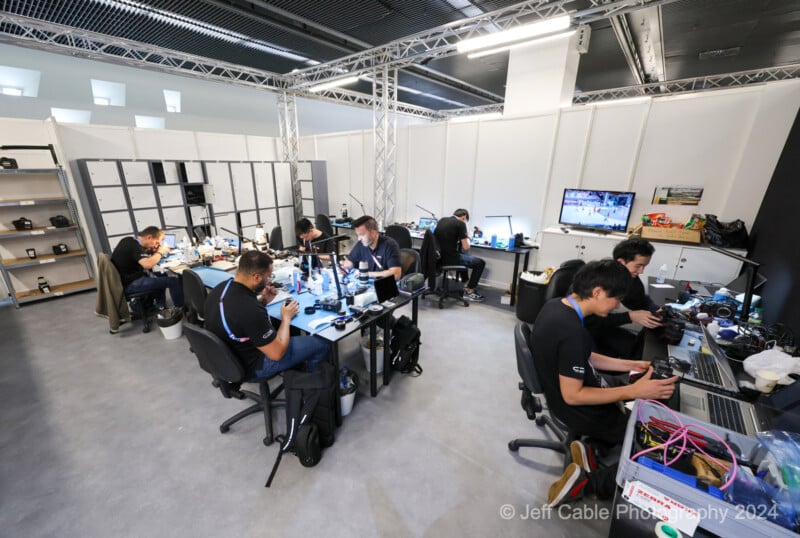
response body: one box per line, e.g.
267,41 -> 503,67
133,209 -> 160,231
56,124 -> 134,159
246,135 -> 278,161
133,129 -> 198,160
278,206 -> 295,246
182,161 -> 204,183
157,185 -> 183,207
274,163 -> 293,206
405,123 -> 447,221
95,187 -> 127,211
127,185 -> 157,208
260,208 -> 278,232
195,132 -> 248,161
85,160 -> 121,186
544,108 -> 593,227
102,212 -> 133,237
472,115 -> 557,241
442,122 -> 479,220
161,206 -> 187,228
120,161 -> 151,185
582,102 -> 649,189
215,213 -> 237,236
205,162 -> 235,213
230,162 -> 256,211
313,134 -> 352,218
253,163 -> 276,208
633,89 -> 761,226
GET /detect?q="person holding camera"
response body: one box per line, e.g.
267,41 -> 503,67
111,226 -> 184,309
530,259 -> 678,507
583,237 -> 663,359
204,250 -> 330,378
340,215 -> 401,281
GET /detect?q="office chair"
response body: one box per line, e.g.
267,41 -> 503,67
269,226 -> 284,250
95,253 -> 155,334
184,323 -> 285,446
508,321 -> 577,471
400,248 -> 420,276
385,224 -> 413,250
315,213 -> 335,237
419,229 -> 468,308
182,268 -> 208,326
542,259 -> 585,304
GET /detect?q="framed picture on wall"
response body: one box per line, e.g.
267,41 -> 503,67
652,186 -> 704,205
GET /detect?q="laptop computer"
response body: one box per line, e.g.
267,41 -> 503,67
162,233 -> 177,248
418,217 -> 437,231
374,275 -> 399,306
667,323 -> 740,393
678,382 -> 773,436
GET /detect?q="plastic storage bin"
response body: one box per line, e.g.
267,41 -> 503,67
617,399 -> 797,537
515,273 -> 547,323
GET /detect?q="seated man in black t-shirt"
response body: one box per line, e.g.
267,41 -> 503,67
295,218 -> 334,271
340,215 -> 401,281
530,259 -> 678,507
584,237 -> 663,358
433,208 -> 486,302
204,250 -> 330,378
110,225 -> 184,309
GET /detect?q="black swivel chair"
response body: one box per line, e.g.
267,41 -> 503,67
419,229 -> 468,308
269,226 -> 284,250
184,323 -> 285,446
315,213 -> 335,237
543,259 -> 585,303
182,268 -> 208,326
399,248 -> 420,276
508,321 -> 577,470
385,224 -> 413,250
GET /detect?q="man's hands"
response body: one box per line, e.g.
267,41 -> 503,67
257,285 -> 280,305
630,309 -> 662,328
631,367 -> 679,400
281,299 -> 299,319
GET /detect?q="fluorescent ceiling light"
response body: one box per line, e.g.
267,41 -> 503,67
2,86 -> 23,96
467,29 -> 576,59
308,76 -> 360,93
457,15 -> 571,53
448,112 -> 503,123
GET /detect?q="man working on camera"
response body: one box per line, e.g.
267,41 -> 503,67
340,215 -> 401,281
531,259 -> 678,507
111,225 -> 184,309
434,208 -> 486,302
204,250 -> 330,377
584,237 -> 663,358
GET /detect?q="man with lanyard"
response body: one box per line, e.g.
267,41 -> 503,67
110,225 -> 184,309
340,215 -> 401,281
433,208 -> 486,302
295,218 -> 334,271
583,237 -> 663,359
530,259 -> 678,507
204,250 -> 330,378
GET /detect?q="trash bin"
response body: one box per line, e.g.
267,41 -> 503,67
361,332 -> 385,374
156,307 -> 184,339
516,273 -> 547,323
339,367 -> 359,417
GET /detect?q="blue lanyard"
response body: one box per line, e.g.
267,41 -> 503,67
219,279 -> 249,343
566,295 -> 584,326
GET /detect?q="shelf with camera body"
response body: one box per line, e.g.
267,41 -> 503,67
0,144 -> 95,307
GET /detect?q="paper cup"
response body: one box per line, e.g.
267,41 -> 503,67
754,370 -> 780,393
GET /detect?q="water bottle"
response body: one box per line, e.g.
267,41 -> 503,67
656,263 -> 669,284
340,366 -> 349,390
341,203 -> 348,219
490,234 -> 497,248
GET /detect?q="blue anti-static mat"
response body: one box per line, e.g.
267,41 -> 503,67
192,266 -> 233,288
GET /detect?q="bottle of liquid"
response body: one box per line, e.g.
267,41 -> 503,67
341,203 -> 348,219
656,263 -> 669,284
340,366 -> 349,390
490,234 -> 497,248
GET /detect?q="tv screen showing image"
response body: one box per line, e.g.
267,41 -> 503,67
559,189 -> 636,232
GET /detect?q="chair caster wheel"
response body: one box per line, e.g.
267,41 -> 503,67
220,425 -> 230,433
508,441 -> 519,451
535,416 -> 546,426
263,436 -> 274,446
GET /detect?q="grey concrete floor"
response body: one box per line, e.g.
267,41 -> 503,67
0,290 -> 611,537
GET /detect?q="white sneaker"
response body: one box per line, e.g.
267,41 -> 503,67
463,291 -> 485,302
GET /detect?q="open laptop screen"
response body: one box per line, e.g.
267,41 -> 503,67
162,233 -> 176,248
374,275 -> 399,303
418,217 -> 437,230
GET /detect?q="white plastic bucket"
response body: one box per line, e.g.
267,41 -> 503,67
361,336 -> 384,374
340,392 -> 355,417
159,321 -> 183,340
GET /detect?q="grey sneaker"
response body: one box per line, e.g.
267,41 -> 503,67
463,291 -> 485,302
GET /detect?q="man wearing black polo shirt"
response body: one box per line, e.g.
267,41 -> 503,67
341,216 -> 401,280
110,225 -> 184,309
434,208 -> 485,302
204,250 -> 330,378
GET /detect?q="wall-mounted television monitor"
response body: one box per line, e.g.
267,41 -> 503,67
558,189 -> 636,233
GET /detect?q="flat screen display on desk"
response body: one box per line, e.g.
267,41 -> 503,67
374,275 -> 399,304
162,233 -> 176,248
418,217 -> 437,230
559,188 -> 635,233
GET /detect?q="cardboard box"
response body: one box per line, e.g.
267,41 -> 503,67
640,226 -> 701,244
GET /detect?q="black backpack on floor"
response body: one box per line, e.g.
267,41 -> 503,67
390,315 -> 422,376
265,361 -> 337,487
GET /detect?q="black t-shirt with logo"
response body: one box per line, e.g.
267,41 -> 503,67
110,236 -> 147,286
433,216 -> 468,266
530,298 -> 623,435
204,280 -> 277,377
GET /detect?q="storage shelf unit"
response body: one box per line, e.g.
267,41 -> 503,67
0,145 -> 95,308
76,158 -> 328,254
